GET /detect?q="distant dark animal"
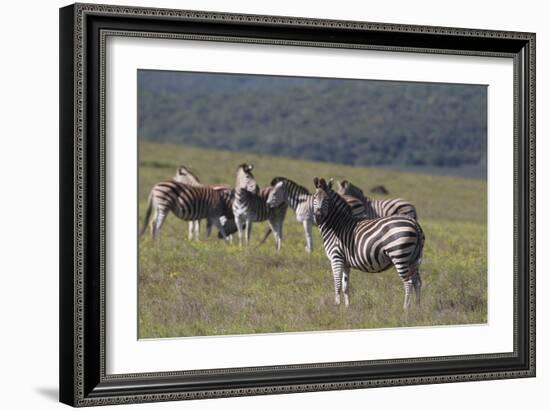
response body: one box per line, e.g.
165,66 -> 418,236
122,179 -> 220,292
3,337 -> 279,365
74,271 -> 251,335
370,185 -> 389,195
338,180 -> 417,220
313,177 -> 424,310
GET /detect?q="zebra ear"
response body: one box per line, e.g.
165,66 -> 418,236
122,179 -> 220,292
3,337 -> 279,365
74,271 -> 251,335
247,164 -> 254,172
328,178 -> 334,190
318,178 -> 328,190
313,177 -> 320,188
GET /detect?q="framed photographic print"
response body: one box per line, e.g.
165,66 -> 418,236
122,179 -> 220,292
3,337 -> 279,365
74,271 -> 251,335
59,3 -> 536,407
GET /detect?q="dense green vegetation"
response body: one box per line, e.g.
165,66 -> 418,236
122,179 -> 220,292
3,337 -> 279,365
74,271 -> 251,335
138,70 -> 487,177
138,143 -> 487,338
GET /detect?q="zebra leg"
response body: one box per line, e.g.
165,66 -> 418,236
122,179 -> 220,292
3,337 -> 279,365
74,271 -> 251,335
188,221 -> 194,240
270,221 -> 282,251
276,221 -> 283,251
212,217 -> 229,241
392,259 -> 417,310
151,208 -> 167,240
413,270 -> 422,306
236,215 -> 245,248
245,219 -> 252,246
330,259 -> 344,305
205,219 -> 213,240
194,220 -> 200,240
342,266 -> 351,307
403,279 -> 414,310
303,219 -> 313,253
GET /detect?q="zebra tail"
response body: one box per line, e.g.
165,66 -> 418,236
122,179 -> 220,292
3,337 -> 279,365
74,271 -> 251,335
140,192 -> 153,237
257,227 -> 272,247
412,221 -> 426,264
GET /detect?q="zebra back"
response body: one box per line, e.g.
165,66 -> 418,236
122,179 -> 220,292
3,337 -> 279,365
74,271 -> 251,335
151,180 -> 225,221
339,179 -> 417,220
339,194 -> 367,219
371,198 -> 417,220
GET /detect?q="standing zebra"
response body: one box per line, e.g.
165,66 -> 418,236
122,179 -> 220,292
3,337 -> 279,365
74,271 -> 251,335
312,177 -> 424,310
232,164 -> 287,249
173,166 -> 202,240
140,180 -> 230,240
266,177 -> 368,252
174,165 -> 236,240
338,179 -> 417,220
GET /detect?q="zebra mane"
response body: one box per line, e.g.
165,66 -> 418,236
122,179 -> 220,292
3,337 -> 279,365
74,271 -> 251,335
339,180 -> 369,203
270,177 -> 310,195
176,165 -> 201,183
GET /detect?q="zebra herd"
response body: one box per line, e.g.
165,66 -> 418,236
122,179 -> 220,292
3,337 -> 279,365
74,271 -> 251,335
141,163 -> 425,310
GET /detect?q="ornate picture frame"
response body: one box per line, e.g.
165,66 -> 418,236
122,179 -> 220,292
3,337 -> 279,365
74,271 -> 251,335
59,3 -> 535,407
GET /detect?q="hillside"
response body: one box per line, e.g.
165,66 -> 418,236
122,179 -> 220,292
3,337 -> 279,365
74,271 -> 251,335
138,70 -> 487,177
138,143 -> 487,338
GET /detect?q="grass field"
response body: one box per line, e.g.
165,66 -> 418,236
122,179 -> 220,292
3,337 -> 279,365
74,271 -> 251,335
138,142 -> 487,338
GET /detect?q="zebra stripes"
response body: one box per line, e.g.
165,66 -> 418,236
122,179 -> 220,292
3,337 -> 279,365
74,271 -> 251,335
174,165 -> 236,240
312,177 -> 424,310
140,180 -> 230,240
338,180 -> 417,220
141,165 -> 426,310
174,165 -> 203,239
232,164 -> 287,249
266,177 -> 368,252
267,177 -> 315,252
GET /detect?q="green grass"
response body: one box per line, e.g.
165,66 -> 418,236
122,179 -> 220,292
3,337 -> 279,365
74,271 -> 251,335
138,142 -> 487,338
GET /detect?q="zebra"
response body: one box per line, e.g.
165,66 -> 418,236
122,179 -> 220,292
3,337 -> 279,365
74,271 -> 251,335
312,177 -> 424,310
174,165 -> 235,240
266,177 -> 368,252
232,164 -> 287,249
338,179 -> 417,220
173,165 -> 202,240
140,180 -> 231,241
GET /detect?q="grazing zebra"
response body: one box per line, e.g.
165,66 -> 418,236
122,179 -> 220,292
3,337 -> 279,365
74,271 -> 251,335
232,164 -> 287,249
338,180 -> 417,220
312,177 -> 424,310
174,165 -> 235,240
266,177 -> 368,252
140,180 -> 230,241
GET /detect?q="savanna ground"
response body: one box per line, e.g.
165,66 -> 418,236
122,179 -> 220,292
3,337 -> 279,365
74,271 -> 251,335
138,142 -> 487,338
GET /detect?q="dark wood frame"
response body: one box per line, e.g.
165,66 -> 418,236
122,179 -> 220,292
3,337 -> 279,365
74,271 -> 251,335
59,3 -> 536,407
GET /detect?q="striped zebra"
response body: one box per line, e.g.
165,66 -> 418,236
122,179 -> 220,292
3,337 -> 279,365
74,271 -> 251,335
140,180 -> 230,240
338,180 -> 417,220
174,165 -> 236,240
232,164 -> 287,249
312,177 -> 424,310
173,166 -> 202,240
266,177 -> 368,252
